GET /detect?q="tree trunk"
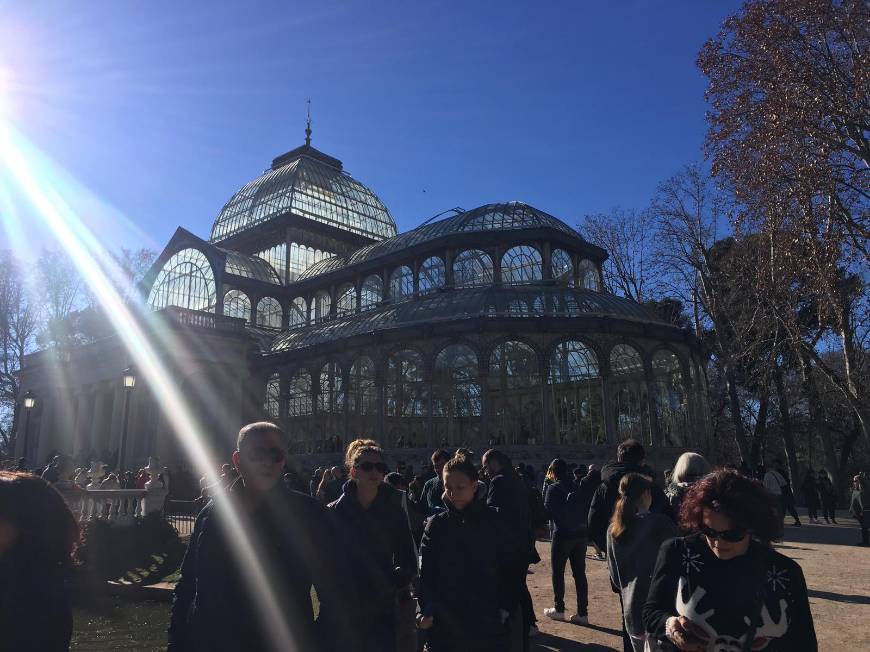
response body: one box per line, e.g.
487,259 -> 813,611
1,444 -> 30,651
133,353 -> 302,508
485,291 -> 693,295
799,354 -> 842,492
748,388 -> 769,469
773,362 -> 799,487
725,363 -> 749,463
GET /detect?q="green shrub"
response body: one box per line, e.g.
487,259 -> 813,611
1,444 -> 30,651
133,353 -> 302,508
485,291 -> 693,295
74,513 -> 185,585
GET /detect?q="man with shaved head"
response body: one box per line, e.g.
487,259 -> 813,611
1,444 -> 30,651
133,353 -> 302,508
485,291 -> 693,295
168,422 -> 358,651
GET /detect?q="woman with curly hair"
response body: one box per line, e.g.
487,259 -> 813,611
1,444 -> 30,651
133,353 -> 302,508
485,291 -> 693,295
0,471 -> 79,651
643,470 -> 816,651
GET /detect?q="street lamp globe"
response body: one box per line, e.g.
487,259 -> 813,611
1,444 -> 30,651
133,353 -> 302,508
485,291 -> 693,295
22,390 -> 35,410
122,366 -> 137,389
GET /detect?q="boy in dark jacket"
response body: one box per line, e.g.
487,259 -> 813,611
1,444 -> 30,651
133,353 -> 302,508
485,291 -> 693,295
587,439 -> 672,551
168,422 -> 358,652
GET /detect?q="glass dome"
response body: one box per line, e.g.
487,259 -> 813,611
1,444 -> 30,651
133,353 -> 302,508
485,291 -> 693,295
210,145 -> 397,243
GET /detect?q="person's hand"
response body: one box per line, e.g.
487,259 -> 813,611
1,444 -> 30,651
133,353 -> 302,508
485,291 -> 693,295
499,609 -> 510,625
416,614 -> 434,630
665,616 -> 707,651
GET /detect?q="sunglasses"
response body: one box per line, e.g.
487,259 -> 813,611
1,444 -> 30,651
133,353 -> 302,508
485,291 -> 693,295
245,447 -> 286,464
699,523 -> 747,543
354,461 -> 389,474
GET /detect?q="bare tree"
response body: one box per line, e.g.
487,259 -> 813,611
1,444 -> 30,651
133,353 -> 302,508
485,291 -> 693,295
0,253 -> 39,455
580,208 -> 664,303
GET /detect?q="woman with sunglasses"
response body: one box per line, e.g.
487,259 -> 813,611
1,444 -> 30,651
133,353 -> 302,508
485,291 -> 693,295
643,470 -> 816,651
328,442 -> 416,652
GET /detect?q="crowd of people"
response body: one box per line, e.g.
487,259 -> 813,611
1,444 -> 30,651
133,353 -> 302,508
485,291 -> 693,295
5,422 -> 870,650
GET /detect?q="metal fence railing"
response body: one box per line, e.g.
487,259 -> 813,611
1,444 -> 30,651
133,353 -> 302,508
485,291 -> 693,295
164,499 -> 200,538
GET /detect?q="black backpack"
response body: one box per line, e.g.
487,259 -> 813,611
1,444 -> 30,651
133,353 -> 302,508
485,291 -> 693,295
562,484 -> 592,535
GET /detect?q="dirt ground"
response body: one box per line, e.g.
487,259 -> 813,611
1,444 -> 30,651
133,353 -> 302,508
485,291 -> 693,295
527,517 -> 870,651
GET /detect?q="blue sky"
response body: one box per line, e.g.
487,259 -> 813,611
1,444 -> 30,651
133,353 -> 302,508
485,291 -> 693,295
0,1 -> 741,254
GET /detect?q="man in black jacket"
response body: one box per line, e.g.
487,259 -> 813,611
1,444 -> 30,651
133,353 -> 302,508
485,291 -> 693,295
587,439 -> 672,552
168,422 -> 358,652
543,458 -> 597,625
483,449 -> 535,649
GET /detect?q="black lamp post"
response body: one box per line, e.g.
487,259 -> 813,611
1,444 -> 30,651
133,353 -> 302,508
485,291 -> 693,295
21,390 -> 35,465
117,366 -> 137,473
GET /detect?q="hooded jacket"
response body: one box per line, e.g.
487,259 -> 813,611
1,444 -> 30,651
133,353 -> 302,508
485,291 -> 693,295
588,461 -> 672,550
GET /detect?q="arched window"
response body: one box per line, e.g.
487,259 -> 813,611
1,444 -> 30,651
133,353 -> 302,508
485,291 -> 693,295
453,249 -> 493,288
652,350 -> 689,447
256,297 -> 283,329
336,284 -> 357,317
579,259 -> 601,291
501,246 -> 542,285
318,362 -> 344,413
531,295 -> 545,314
287,371 -> 312,416
418,256 -> 446,295
313,291 -> 331,323
349,357 -> 377,415
360,275 -> 382,311
549,341 -> 604,444
389,266 -> 414,301
289,297 -> 308,328
264,373 -> 280,417
386,349 -> 426,417
551,249 -> 574,286
147,248 -> 216,312
610,344 -> 650,443
223,289 -> 251,323
489,341 -> 541,445
433,345 -> 481,418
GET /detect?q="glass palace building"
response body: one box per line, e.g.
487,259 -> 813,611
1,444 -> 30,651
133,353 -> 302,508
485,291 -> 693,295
15,139 -> 711,470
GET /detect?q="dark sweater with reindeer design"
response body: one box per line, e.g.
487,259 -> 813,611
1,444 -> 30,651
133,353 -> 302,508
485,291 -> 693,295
643,534 -> 816,651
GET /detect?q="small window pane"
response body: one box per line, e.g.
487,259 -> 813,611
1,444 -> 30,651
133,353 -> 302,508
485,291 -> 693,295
224,289 -> 251,323
418,256 -> 446,295
256,297 -> 283,328
501,246 -> 542,285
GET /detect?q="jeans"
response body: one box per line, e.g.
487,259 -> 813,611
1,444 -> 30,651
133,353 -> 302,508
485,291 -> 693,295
550,534 -> 588,614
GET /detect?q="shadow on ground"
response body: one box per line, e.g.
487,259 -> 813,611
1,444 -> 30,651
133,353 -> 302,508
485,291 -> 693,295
808,589 -> 870,605
532,631 -> 615,651
779,520 -> 864,546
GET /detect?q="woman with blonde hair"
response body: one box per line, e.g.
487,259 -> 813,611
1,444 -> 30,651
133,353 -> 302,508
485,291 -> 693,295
608,473 -> 678,652
665,452 -> 710,518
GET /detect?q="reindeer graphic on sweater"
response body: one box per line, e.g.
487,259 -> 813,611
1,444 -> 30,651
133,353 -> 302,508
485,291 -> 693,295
644,536 -> 818,652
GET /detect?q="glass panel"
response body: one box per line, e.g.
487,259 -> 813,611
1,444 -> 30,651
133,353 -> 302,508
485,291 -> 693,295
256,297 -> 283,329
551,248 -> 574,286
223,289 -> 251,323
389,265 -> 414,301
418,256 -> 446,295
360,275 -> 382,311
610,344 -> 650,444
336,284 -> 357,317
433,344 -> 481,418
313,291 -> 331,323
288,242 -> 336,282
289,297 -> 308,329
254,243 -> 287,284
453,249 -> 494,288
652,350 -> 688,447
318,362 -> 344,413
223,250 -> 281,284
349,357 -> 377,416
488,341 -> 542,445
386,349 -> 426,417
508,299 -> 530,316
549,340 -> 604,445
264,373 -> 280,417
501,246 -> 543,285
579,259 -> 601,291
147,248 -> 217,312
287,371 -> 312,416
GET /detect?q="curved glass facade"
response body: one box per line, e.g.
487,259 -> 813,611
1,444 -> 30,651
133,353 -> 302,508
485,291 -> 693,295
147,248 -> 217,312
211,155 -> 397,243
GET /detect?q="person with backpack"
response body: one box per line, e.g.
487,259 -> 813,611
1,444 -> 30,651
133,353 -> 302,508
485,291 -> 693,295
764,462 -> 802,527
588,440 -> 672,554
542,458 -> 595,625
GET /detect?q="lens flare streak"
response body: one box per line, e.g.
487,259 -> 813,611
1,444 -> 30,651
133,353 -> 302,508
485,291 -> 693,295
0,122 -> 299,652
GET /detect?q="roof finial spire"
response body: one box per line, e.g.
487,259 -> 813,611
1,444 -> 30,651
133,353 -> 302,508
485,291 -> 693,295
305,98 -> 312,146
